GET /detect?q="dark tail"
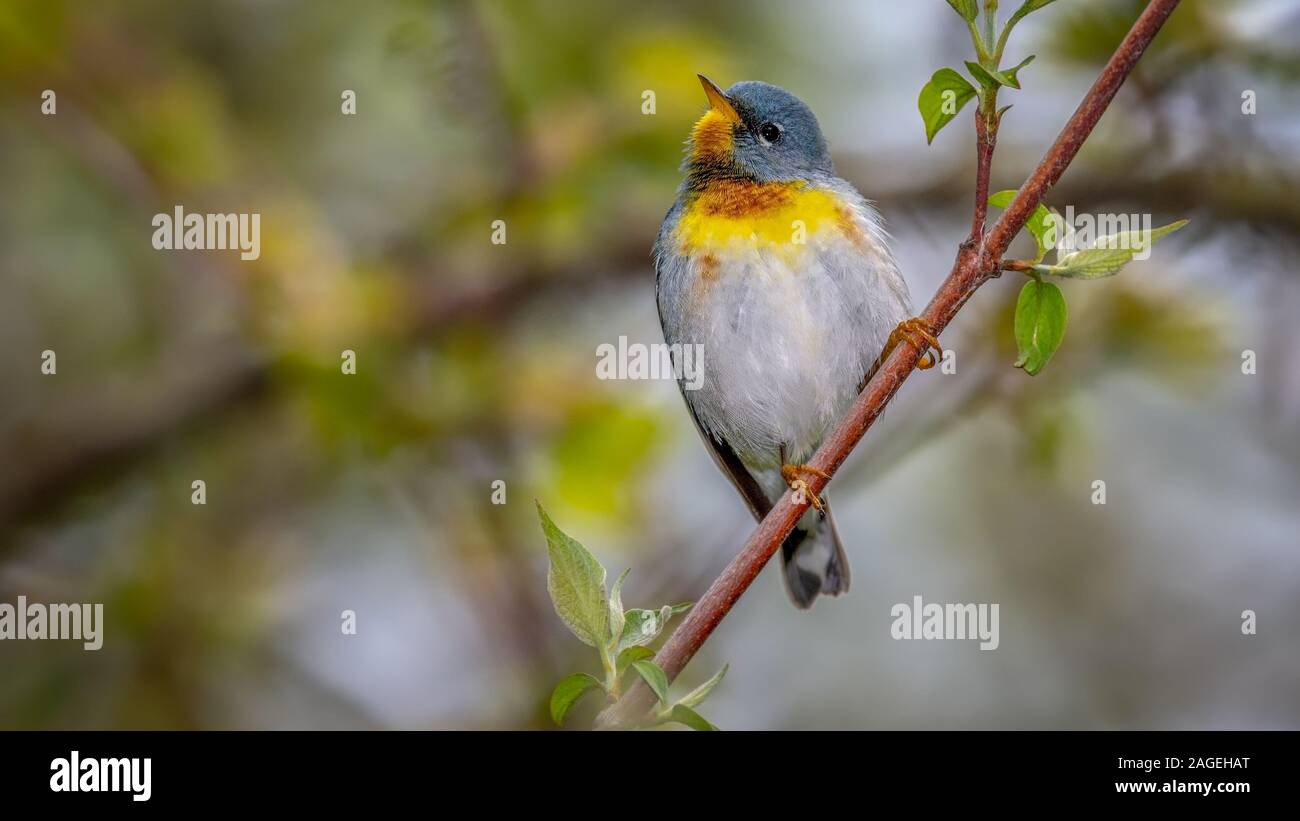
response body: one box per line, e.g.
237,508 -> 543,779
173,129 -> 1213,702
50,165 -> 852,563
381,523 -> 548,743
780,497 -> 850,610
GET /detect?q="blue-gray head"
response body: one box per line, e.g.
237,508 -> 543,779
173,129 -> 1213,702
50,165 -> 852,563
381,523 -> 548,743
687,76 -> 833,184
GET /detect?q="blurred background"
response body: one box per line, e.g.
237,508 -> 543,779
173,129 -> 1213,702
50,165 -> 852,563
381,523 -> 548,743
1,0 -> 1297,729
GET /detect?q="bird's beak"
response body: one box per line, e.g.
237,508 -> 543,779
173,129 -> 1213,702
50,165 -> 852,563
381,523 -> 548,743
698,74 -> 742,124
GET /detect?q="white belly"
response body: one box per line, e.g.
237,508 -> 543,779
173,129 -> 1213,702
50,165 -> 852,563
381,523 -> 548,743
669,234 -> 908,473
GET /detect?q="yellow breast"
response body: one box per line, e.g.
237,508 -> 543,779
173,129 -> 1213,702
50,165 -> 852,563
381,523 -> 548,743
675,179 -> 851,261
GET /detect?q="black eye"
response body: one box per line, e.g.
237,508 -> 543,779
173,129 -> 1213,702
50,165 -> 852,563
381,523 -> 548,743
758,122 -> 782,143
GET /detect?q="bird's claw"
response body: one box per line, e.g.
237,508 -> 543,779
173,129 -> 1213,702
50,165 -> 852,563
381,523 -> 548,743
884,317 -> 943,370
782,463 -> 830,512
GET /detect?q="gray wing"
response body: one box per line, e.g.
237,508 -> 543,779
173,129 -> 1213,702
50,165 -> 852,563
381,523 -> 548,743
682,397 -> 773,521
654,199 -> 773,522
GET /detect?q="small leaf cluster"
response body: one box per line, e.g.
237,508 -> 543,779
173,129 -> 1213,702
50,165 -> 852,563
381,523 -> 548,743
537,502 -> 727,729
989,190 -> 1188,375
921,2 -> 1190,378
920,0 -> 1058,143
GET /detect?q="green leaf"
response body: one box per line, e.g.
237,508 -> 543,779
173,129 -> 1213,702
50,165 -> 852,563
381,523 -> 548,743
918,68 -> 977,144
549,673 -> 603,726
619,609 -> 661,647
1002,54 -> 1036,86
1046,219 -> 1189,279
988,189 -> 1056,262
618,602 -> 691,650
536,502 -> 608,647
618,607 -> 670,649
1005,0 -> 1058,38
667,704 -> 718,731
1031,210 -> 1060,262
631,659 -> 670,706
965,55 -> 1035,90
999,2 -> 1058,60
616,645 -> 655,676
945,0 -> 978,22
1013,280 -> 1068,375
987,190 -> 1016,209
677,663 -> 729,709
964,61 -> 999,90
608,568 -> 630,646
1082,218 -> 1188,263
1044,247 -> 1134,279
1096,218 -> 1188,251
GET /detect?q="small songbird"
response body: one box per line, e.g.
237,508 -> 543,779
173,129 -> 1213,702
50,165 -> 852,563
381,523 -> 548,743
655,76 -> 940,609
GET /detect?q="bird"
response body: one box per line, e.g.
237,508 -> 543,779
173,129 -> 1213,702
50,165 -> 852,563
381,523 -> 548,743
655,75 -> 941,609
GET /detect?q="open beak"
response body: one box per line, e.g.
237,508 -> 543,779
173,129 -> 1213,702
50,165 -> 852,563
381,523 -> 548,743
698,74 -> 742,124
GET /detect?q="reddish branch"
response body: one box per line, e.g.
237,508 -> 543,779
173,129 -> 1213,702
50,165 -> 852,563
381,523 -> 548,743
596,0 -> 1181,729
969,104 -> 997,243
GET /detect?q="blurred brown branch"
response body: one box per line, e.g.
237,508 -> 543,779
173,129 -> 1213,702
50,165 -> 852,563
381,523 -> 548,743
0,237 -> 650,533
597,0 -> 1183,729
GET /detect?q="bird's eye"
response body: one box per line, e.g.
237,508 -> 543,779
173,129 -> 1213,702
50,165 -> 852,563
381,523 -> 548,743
758,122 -> 782,143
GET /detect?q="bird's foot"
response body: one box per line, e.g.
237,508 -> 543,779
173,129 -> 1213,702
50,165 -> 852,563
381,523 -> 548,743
883,317 -> 943,370
781,463 -> 830,512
